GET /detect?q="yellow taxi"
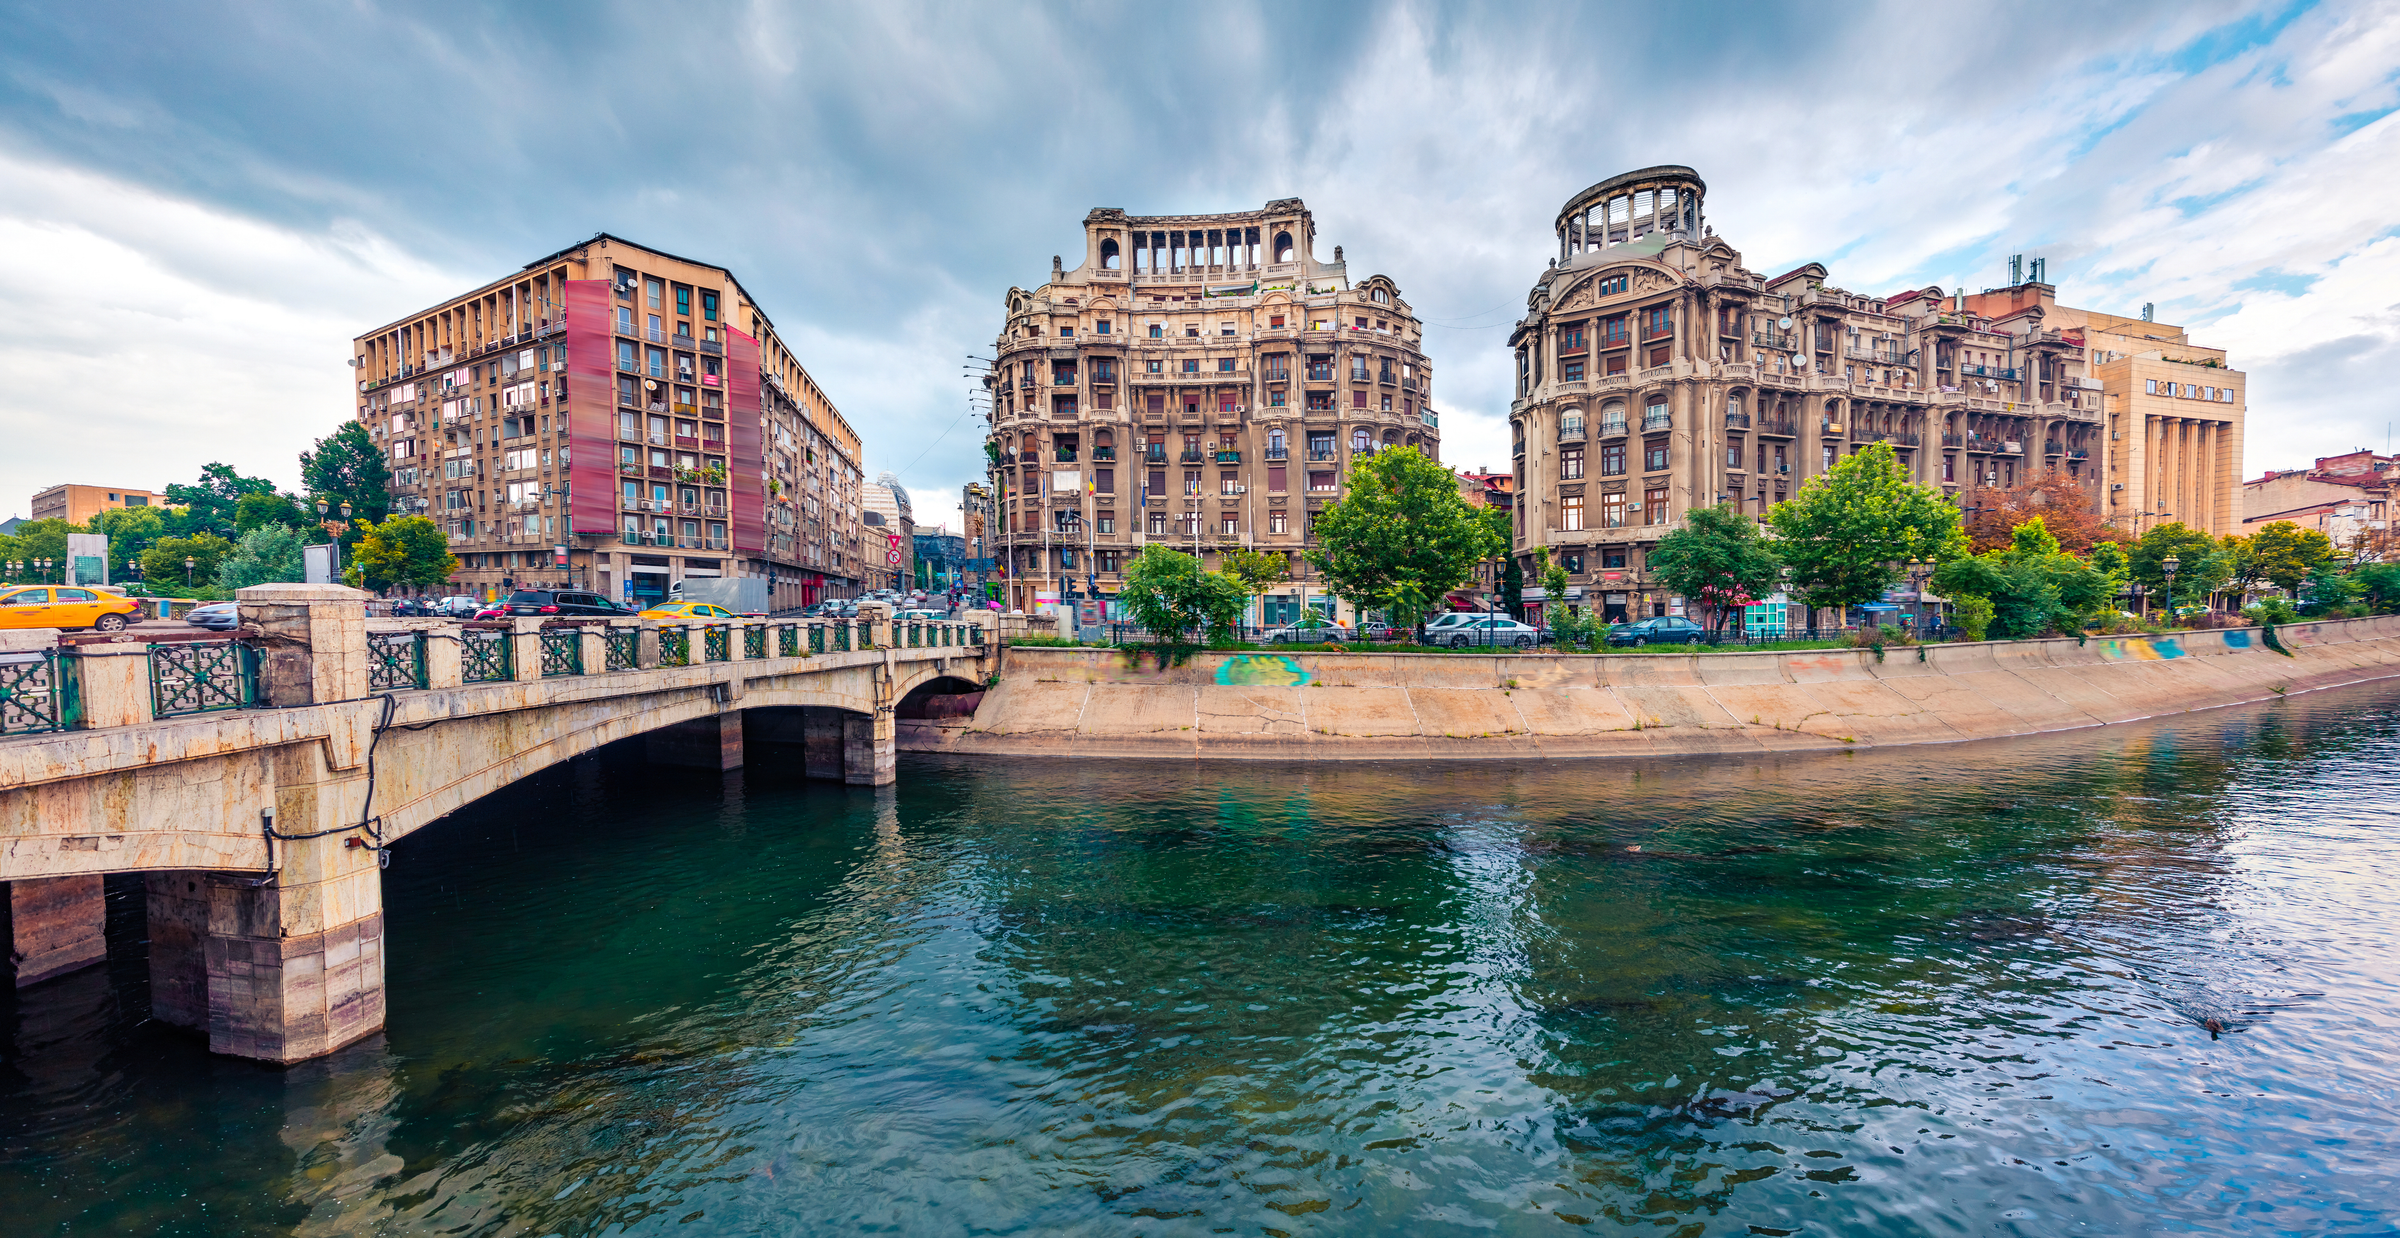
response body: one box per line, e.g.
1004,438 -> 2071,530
0,585 -> 141,633
635,601 -> 737,621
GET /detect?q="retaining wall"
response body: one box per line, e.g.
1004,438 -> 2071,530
908,615 -> 2400,760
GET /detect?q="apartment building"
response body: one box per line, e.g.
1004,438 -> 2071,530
350,234 -> 864,609
31,484 -> 169,526
1508,165 -> 2240,624
2244,450 -> 2395,550
861,475 -> 913,592
983,200 -> 1439,620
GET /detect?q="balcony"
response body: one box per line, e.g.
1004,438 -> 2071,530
1757,419 -> 1797,437
1180,450 -> 1204,463
1054,375 -> 1078,387
647,328 -> 666,344
1598,419 -> 1628,438
1752,331 -> 1795,352
2043,440 -> 2063,455
1307,449 -> 1338,462
1820,421 -> 1843,437
1724,412 -> 1751,429
1264,446 -> 1289,461
1143,447 -> 1168,463
1640,323 -> 1673,341
1306,367 -> 1335,382
1090,370 -> 1117,387
697,339 -> 723,356
1092,446 -> 1117,461
1263,369 -> 1291,383
1641,412 -> 1671,431
1215,450 -> 1242,464
1018,451 -> 1039,464
1559,422 -> 1587,442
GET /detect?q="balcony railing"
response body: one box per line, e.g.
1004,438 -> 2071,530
1092,447 -> 1116,461
1264,446 -> 1289,460
1215,450 -> 1242,463
1180,450 -> 1204,463
1308,449 -> 1338,462
1560,422 -> 1587,441
1752,332 -> 1794,352
1641,412 -> 1671,431
1724,412 -> 1751,428
1598,420 -> 1628,438
1757,419 -> 1797,436
1143,447 -> 1168,462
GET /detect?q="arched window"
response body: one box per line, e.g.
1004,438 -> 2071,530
1351,427 -> 1370,451
1274,231 -> 1294,263
1100,238 -> 1121,270
1599,400 -> 1627,433
1371,287 -> 1390,305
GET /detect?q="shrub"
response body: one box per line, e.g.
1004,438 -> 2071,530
2242,597 -> 2300,626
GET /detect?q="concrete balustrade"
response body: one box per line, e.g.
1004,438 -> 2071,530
0,586 -> 993,1061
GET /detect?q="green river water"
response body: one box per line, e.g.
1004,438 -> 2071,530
3,685 -> 2397,1235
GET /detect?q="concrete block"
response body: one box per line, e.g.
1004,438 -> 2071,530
4,874 -> 107,987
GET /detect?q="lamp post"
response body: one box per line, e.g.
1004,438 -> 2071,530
2162,553 -> 2180,624
39,557 -> 54,582
1906,558 -> 1929,634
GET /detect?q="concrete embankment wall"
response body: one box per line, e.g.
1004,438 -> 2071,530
904,615 -> 2400,760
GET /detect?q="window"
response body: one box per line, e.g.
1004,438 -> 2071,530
1563,360 -> 1585,381
1645,487 -> 1670,525
701,292 -> 718,321
1150,323 -> 1163,338
1269,510 -> 1287,533
1645,442 -> 1669,471
645,279 -> 662,309
1270,315 -> 1286,328
1186,324 -> 1200,338
1352,390 -> 1368,408
1097,512 -> 1116,534
1147,359 -> 1163,373
1562,447 -> 1585,479
1096,320 -> 1110,334
1184,470 -> 1201,494
616,306 -> 633,334
1222,515 -> 1239,537
1099,550 -> 1121,571
1149,512 -> 1168,535
1309,471 -> 1337,491
1599,275 -> 1628,296
1562,553 -> 1583,574
1562,495 -> 1585,530
1094,468 -> 1113,491
1561,324 -> 1586,350
1727,442 -> 1743,467
1601,443 -> 1626,475
1274,231 -> 1294,262
1602,492 -> 1626,528
1221,322 -> 1236,336
1219,357 -> 1236,372
1942,456 -> 1956,482
676,287 -> 691,317
1648,346 -> 1670,368
2145,378 -> 2159,394
1269,465 -> 1288,490
1183,358 -> 1200,374
1351,427 -> 1370,450
1059,325 -> 1074,337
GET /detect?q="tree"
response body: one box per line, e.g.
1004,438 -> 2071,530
351,515 -> 460,594
234,490 -> 316,534
1960,466 -> 2122,555
2128,522 -> 2229,609
1120,546 -> 1248,645
140,532 -> 236,593
88,507 -> 167,581
1221,547 -> 1291,615
2353,562 -> 2400,613
1930,516 -> 2115,638
1,518 -> 77,578
1647,503 -> 1784,632
1308,446 -> 1505,627
1766,441 -> 1967,617
1538,555 -> 1599,648
164,463 -> 279,537
300,422 -> 393,525
216,525 -> 307,592
2242,521 -> 2335,594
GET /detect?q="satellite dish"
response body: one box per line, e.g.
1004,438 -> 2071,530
644,380 -> 658,391
1777,317 -> 1794,330
1791,353 -> 1807,369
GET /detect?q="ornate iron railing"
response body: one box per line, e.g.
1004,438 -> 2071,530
540,628 -> 582,677
808,623 -> 826,654
462,628 -> 514,683
605,627 -> 638,671
834,622 -> 852,652
704,625 -> 730,662
745,625 -> 767,659
150,641 -> 259,717
367,631 -> 426,691
778,624 -> 801,658
659,628 -> 691,666
970,624 -> 986,646
0,652 -> 66,735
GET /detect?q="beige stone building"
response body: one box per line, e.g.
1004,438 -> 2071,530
983,200 -> 1439,621
2243,450 -> 2395,551
1508,166 -> 2243,625
30,484 -> 169,526
351,234 -> 865,609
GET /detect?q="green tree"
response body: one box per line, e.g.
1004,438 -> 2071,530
1538,555 -> 1598,648
299,421 -> 393,525
1766,441 -> 1966,618
1647,503 -> 1784,632
234,490 -> 316,534
351,515 -> 460,594
2,518 -> 77,579
88,507 -> 168,582
2354,562 -> 2400,613
216,525 -> 307,592
2301,563 -> 2362,614
1309,446 -> 1504,627
164,463 -> 279,537
140,532 -> 236,594
1931,516 -> 2114,638
1120,545 -> 1248,645
1221,547 -> 1291,606
2128,522 -> 2229,611
2241,521 -> 2335,594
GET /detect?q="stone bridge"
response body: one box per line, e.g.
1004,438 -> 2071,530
0,585 -> 995,1063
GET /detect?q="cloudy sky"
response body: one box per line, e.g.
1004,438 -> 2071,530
2,0 -> 2393,529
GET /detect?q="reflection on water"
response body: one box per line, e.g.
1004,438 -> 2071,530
4,686 -> 2398,1235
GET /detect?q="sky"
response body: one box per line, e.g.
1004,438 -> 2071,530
1,0 -> 2394,532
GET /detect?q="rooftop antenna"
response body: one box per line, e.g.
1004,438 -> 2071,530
2008,254 -> 2023,285
2141,302 -> 2155,322
2029,257 -> 2046,284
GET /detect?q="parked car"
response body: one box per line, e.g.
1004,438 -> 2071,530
1264,619 -> 1353,644
636,601 -> 739,622
183,601 -> 242,631
0,585 -> 141,633
1422,612 -> 1485,636
429,596 -> 484,618
493,589 -> 631,618
1607,617 -> 1709,647
1440,617 -> 1542,649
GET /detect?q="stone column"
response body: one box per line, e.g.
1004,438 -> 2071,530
579,625 -> 608,675
509,617 -> 543,682
801,707 -> 847,780
240,584 -> 372,707
66,640 -> 153,729
145,871 -> 210,1028
858,602 -> 893,650
637,619 -> 661,669
843,711 -> 894,786
425,622 -> 464,689
646,712 -> 744,770
3,875 -> 107,987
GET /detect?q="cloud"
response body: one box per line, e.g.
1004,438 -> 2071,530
0,0 -> 2390,527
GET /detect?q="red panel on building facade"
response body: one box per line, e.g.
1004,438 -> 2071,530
564,280 -> 618,537
726,330 -> 767,556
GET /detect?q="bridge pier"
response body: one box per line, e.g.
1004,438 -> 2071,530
3,875 -> 108,988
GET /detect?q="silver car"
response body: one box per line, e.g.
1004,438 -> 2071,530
184,601 -> 241,631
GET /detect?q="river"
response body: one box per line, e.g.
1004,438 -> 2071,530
3,685 -> 2396,1235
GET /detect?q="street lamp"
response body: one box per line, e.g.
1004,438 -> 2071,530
185,556 -> 195,588
2162,554 -> 2181,624
1906,558 -> 1930,633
